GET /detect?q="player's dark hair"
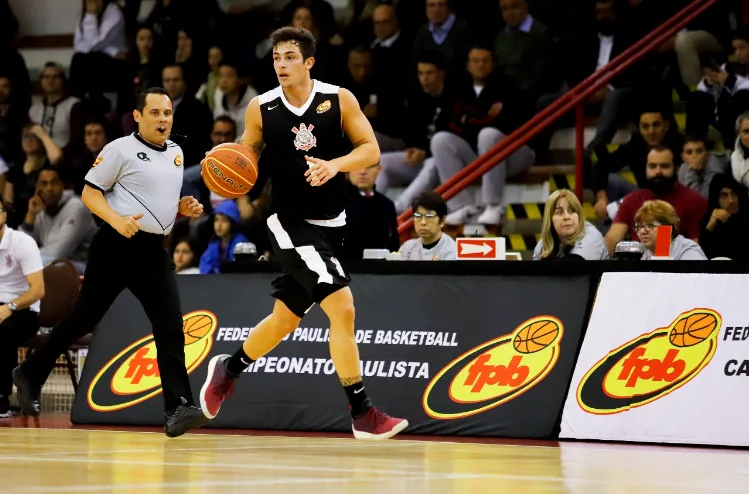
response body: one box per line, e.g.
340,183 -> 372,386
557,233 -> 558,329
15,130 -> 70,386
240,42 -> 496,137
412,191 -> 447,219
135,87 -> 170,113
270,26 -> 316,60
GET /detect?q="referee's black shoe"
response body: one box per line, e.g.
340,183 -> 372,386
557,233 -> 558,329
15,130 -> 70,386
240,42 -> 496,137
12,367 -> 41,417
164,397 -> 210,438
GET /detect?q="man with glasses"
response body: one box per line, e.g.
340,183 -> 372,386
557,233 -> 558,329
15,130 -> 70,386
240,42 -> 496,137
399,191 -> 456,260
0,200 -> 45,418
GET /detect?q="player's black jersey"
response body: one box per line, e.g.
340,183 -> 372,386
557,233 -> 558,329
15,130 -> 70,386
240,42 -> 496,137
258,80 -> 352,222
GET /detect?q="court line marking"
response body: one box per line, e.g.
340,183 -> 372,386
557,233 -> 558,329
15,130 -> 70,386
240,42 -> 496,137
14,475 -> 430,493
0,454 -> 745,491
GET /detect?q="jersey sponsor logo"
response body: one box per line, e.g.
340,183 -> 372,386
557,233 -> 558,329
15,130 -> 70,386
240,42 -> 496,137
576,309 -> 720,415
316,100 -> 331,114
93,156 -> 103,167
174,154 -> 182,167
86,310 -> 217,412
268,104 -> 279,110
292,123 -> 317,152
422,316 -> 564,420
137,152 -> 150,162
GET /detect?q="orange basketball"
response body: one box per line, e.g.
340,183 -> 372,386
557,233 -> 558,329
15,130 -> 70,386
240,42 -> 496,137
513,319 -> 560,354
183,314 -> 214,345
201,143 -> 258,199
669,312 -> 718,347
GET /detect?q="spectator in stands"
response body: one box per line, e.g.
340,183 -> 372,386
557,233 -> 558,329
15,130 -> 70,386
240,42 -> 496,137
161,64 -> 213,166
699,173 -> 749,260
29,63 -> 84,159
686,38 -> 749,149
399,191 -> 457,260
19,166 -> 96,274
144,0 -> 187,64
535,0 -> 640,160
68,118 -> 112,194
341,164 -> 400,260
3,124 -> 64,228
493,0 -> 553,117
678,135 -> 728,198
411,0 -> 469,73
341,46 -> 379,126
0,8 -> 31,131
182,115 -> 237,203
174,27 -> 209,96
199,199 -> 248,274
376,51 -> 449,214
70,0 -> 129,105
290,5 -> 340,82
593,107 -> 684,219
0,199 -> 45,418
123,25 -> 163,112
730,111 -> 749,190
635,200 -> 707,260
213,60 -> 257,138
431,45 -> 535,226
370,3 -> 411,144
196,45 -> 224,113
173,238 -> 201,274
0,75 -> 28,166
533,189 -> 609,261
0,156 -> 6,198
604,145 -> 708,254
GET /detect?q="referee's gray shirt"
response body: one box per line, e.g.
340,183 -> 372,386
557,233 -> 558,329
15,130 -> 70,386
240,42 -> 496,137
85,133 -> 184,235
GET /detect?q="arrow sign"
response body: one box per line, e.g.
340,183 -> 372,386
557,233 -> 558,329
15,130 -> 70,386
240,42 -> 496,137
456,237 -> 505,260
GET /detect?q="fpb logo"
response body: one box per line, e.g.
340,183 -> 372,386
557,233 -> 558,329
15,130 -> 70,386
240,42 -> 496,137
577,308 -> 721,415
422,316 -> 564,420
86,311 -> 217,412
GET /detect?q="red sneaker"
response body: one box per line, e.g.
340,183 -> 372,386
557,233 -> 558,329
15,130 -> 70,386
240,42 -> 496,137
199,355 -> 236,419
352,407 -> 408,440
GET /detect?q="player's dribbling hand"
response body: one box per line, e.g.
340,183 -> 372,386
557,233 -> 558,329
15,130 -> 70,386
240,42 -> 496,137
179,196 -> 204,218
113,213 -> 144,238
304,156 -> 339,187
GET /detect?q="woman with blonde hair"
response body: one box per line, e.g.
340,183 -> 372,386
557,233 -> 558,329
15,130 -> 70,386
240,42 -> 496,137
533,189 -> 608,260
634,200 -> 707,260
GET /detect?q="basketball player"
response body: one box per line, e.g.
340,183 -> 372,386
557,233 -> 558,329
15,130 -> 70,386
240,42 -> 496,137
199,27 -> 408,439
13,88 -> 210,438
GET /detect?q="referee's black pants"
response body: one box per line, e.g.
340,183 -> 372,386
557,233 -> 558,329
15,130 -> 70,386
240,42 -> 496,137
20,224 -> 194,413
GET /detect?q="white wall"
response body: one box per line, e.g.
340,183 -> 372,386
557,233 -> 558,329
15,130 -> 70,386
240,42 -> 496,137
10,0 -> 80,36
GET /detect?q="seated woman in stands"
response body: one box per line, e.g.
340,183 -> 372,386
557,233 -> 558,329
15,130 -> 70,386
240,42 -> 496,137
533,189 -> 608,260
699,174 -> 749,260
634,200 -> 707,260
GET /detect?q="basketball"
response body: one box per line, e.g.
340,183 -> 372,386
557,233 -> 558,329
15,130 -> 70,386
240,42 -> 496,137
669,312 -> 718,347
513,319 -> 560,354
201,143 -> 258,199
183,313 -> 214,345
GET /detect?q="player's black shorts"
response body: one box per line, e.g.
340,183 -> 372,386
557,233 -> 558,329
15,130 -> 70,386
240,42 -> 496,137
266,213 -> 350,318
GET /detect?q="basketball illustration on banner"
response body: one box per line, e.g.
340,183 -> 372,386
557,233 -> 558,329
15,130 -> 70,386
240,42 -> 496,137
576,308 -> 721,415
423,316 -> 564,420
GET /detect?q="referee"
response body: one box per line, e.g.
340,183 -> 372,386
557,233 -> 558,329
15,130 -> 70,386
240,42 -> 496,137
13,87 -> 209,438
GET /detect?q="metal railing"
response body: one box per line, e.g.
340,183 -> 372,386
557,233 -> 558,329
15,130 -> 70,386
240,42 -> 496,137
397,0 -> 721,234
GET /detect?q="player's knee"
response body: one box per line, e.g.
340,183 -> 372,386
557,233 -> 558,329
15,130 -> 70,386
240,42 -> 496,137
328,302 -> 355,330
270,303 -> 301,335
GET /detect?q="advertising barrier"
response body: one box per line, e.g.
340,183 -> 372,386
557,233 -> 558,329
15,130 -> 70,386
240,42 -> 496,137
72,273 -> 591,437
560,272 -> 749,447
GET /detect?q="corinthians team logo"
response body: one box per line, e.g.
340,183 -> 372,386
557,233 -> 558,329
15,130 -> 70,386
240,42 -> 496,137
292,123 -> 316,151
86,311 -> 218,412
577,308 -> 721,415
423,316 -> 564,420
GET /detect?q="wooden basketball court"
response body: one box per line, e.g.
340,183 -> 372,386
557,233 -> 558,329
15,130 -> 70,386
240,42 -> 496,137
1,414 -> 747,493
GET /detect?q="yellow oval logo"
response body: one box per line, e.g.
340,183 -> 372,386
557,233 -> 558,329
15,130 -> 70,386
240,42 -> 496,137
577,308 -> 720,415
423,316 -> 564,420
93,156 -> 103,167
174,154 -> 182,167
86,310 -> 218,412
316,100 -> 331,114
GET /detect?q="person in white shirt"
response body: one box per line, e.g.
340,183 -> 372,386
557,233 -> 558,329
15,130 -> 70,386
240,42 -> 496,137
635,199 -> 707,260
0,201 -> 45,418
69,0 -> 129,102
399,191 -> 457,260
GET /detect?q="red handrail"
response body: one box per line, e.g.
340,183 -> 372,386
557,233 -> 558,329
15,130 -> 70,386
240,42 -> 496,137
397,0 -> 720,234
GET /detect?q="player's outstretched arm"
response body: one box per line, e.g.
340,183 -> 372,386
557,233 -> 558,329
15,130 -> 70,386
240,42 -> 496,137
332,87 -> 381,173
240,97 -> 265,163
